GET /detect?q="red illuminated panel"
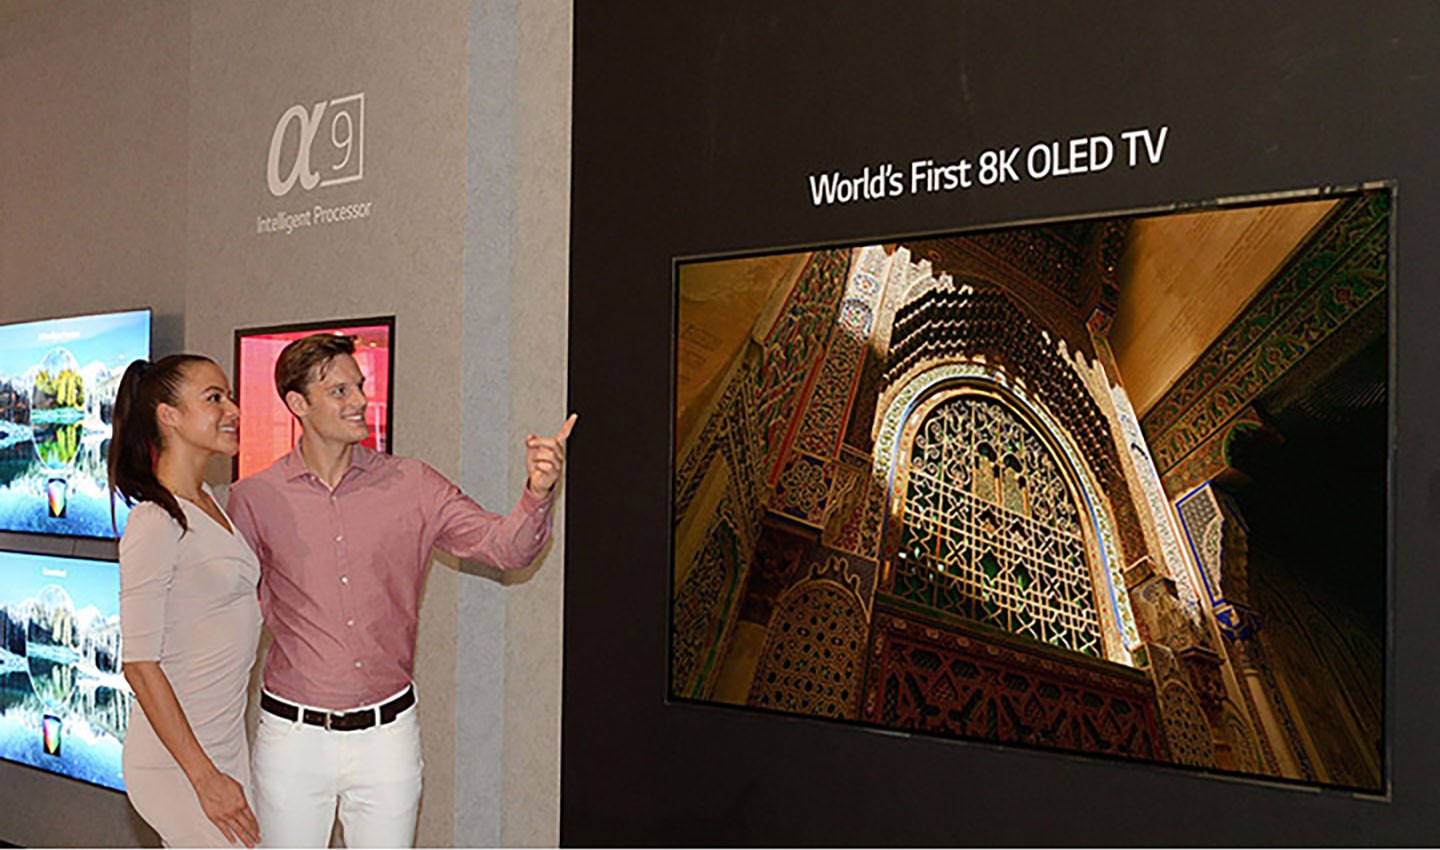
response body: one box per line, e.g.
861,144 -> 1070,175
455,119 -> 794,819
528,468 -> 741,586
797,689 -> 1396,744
234,319 -> 392,479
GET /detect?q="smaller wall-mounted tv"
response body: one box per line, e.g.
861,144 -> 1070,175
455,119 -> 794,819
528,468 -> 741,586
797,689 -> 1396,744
0,548 -> 132,791
234,317 -> 394,479
0,309 -> 151,539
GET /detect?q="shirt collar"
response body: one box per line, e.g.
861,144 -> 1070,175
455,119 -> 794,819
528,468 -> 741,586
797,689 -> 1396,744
280,441 -> 380,482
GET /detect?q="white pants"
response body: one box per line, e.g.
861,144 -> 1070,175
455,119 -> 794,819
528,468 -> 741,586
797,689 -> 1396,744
252,689 -> 423,848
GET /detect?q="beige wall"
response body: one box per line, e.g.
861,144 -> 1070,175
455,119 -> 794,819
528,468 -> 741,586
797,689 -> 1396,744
0,1 -> 570,846
0,1 -> 189,843
186,3 -> 473,845
457,0 -> 570,845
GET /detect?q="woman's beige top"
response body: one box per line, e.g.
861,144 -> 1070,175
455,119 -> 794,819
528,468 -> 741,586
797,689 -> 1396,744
119,485 -> 262,776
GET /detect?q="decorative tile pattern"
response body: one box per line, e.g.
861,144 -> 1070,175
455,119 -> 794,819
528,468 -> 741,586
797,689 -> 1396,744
881,282 -> 1148,584
748,573 -> 868,719
863,611 -> 1164,760
1176,485 -> 1223,602
755,249 -> 852,482
1111,384 -> 1203,614
892,393 -> 1102,657
671,515 -> 744,699
1159,681 -> 1217,767
874,365 -> 1140,655
675,356 -> 764,529
828,475 -> 885,559
796,246 -> 889,458
1141,194 -> 1389,474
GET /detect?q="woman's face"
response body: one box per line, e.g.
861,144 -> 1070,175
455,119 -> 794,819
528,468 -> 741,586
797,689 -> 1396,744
157,360 -> 240,458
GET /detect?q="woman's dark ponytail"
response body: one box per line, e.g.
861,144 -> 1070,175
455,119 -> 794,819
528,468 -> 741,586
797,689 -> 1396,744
108,354 -> 211,533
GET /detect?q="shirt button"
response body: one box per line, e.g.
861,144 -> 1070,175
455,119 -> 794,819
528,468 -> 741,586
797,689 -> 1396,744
335,534 -> 344,542
340,575 -> 349,584
354,661 -> 363,669
347,619 -> 355,627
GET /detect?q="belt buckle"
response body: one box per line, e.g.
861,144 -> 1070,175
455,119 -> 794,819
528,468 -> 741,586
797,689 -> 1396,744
324,711 -> 334,731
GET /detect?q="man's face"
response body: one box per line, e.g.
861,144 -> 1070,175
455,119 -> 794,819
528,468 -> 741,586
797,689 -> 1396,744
287,353 -> 370,447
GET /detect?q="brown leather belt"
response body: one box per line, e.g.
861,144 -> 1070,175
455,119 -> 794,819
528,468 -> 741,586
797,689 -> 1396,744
260,686 -> 415,732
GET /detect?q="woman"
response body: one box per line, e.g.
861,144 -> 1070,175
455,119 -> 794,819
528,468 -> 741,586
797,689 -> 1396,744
109,355 -> 261,848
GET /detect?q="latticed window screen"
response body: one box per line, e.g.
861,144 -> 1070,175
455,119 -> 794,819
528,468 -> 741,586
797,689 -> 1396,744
895,393 -> 1103,656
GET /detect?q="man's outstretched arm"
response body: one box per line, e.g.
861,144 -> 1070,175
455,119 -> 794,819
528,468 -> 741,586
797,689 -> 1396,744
429,413 -> 576,569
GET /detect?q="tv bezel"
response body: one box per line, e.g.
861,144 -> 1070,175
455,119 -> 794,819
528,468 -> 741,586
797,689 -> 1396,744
665,184 -> 1394,799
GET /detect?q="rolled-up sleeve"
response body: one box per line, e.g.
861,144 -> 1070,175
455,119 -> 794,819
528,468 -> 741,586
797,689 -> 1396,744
119,503 -> 180,663
422,463 -> 554,570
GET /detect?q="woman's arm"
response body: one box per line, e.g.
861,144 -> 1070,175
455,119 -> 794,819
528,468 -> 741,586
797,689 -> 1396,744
124,662 -> 259,847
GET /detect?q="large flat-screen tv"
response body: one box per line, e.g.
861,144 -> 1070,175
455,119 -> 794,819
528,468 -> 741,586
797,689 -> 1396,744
0,309 -> 151,539
233,317 -> 394,479
671,188 -> 1389,794
0,548 -> 132,791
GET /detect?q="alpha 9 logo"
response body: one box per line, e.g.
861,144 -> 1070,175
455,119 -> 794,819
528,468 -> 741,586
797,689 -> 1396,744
267,92 -> 365,198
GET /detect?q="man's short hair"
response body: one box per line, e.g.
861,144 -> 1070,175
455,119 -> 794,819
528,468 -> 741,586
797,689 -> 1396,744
275,333 -> 358,401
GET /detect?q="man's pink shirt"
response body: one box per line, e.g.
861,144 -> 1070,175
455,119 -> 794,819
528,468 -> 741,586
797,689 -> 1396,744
227,445 -> 553,710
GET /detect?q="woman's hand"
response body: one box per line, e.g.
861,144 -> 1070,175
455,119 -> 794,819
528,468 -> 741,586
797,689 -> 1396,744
193,768 -> 260,847
124,662 -> 261,846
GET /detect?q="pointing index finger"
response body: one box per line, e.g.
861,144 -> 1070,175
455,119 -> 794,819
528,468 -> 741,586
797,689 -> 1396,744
555,412 -> 578,442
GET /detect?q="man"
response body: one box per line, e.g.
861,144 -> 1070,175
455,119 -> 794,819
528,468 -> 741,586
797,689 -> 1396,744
227,333 -> 573,847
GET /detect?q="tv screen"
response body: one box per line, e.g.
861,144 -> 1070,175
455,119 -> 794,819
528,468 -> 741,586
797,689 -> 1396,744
0,548 -> 132,791
234,318 -> 394,479
0,309 -> 151,539
671,188 -> 1388,794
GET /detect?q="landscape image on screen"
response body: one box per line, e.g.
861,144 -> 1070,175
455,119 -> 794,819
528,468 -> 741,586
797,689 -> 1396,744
235,320 -> 392,479
671,191 -> 1388,792
0,310 -> 150,539
0,549 -> 132,791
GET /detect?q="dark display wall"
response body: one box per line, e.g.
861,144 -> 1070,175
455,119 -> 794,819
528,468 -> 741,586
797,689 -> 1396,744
565,2 -> 1435,844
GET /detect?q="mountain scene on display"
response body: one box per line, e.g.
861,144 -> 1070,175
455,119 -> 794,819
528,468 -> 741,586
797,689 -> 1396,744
0,568 -> 132,791
0,311 -> 148,538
